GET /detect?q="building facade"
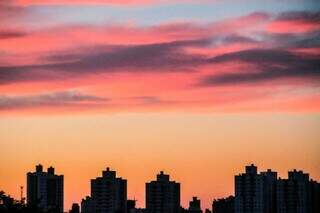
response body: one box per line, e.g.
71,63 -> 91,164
212,196 -> 234,213
276,170 -> 320,213
310,179 -> 320,213
235,165 -> 320,213
188,197 -> 202,213
91,167 -> 127,213
146,171 -> 180,213
235,164 -> 277,213
27,164 -> 63,212
81,196 -> 96,213
69,203 -> 80,213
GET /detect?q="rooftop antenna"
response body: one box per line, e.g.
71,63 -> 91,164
20,186 -> 24,202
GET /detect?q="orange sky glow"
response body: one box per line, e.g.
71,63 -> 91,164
1,0 -> 320,211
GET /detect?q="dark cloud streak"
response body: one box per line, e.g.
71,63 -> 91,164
202,49 -> 320,85
0,30 -> 27,39
0,39 -> 210,84
1,10 -> 319,87
276,11 -> 320,23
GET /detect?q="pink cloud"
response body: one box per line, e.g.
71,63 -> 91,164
12,0 -> 209,6
267,20 -> 320,34
266,11 -> 320,34
0,11 -> 269,56
1,11 -> 319,114
0,23 -> 209,55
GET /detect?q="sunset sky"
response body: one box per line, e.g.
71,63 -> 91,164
0,0 -> 320,211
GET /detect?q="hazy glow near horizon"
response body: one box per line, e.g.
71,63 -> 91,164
0,0 -> 320,211
1,113 -> 320,209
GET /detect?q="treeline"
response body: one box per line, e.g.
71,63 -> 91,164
0,191 -> 58,213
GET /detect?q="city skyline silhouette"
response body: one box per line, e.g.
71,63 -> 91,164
1,163 -> 320,212
1,0 -> 320,212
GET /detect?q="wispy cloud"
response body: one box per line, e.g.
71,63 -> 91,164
0,39 -> 210,84
267,11 -> 320,34
0,9 -> 319,113
11,0 -> 209,6
0,91 -> 108,110
276,11 -> 320,23
0,30 -> 28,39
202,49 -> 320,85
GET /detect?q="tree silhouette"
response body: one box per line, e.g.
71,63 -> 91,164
0,190 -> 44,213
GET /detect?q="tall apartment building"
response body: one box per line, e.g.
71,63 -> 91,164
235,165 -> 320,213
260,169 -> 277,213
276,169 -> 320,213
91,167 -> 127,213
235,164 -> 277,213
309,179 -> 320,213
146,171 -> 180,213
27,164 -> 64,212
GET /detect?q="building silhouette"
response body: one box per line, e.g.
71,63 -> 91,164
81,196 -> 96,213
127,200 -> 146,213
310,179 -> 320,213
69,203 -> 80,213
27,164 -> 63,212
23,163 -> 320,213
234,164 -> 320,213
127,200 -> 136,213
235,164 -> 277,213
212,196 -> 234,213
261,169 -> 277,213
89,167 -> 127,213
146,171 -> 180,213
276,169 -> 320,213
188,197 -> 202,213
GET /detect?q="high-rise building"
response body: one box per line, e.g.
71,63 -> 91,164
309,179 -> 320,213
212,196 -> 234,213
235,164 -> 277,213
27,164 -> 63,212
276,169 -> 319,213
81,196 -> 96,213
260,169 -> 277,213
91,167 -> 127,213
235,165 -> 320,213
188,197 -> 202,213
146,171 -> 180,213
